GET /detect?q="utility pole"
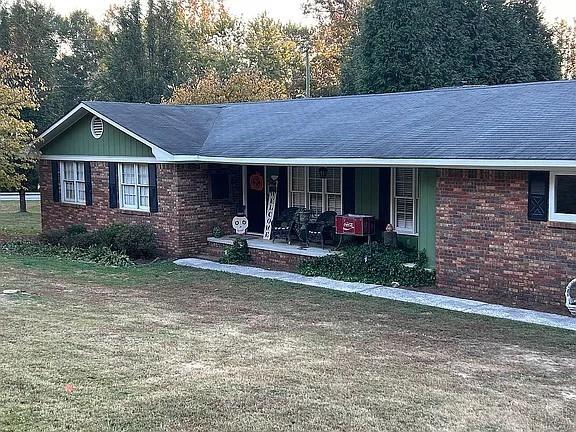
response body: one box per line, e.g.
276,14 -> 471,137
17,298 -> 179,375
305,48 -> 311,98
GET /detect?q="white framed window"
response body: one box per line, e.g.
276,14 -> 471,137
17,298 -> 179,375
288,167 -> 342,216
119,163 -> 150,211
392,168 -> 418,235
60,161 -> 86,204
549,172 -> 576,223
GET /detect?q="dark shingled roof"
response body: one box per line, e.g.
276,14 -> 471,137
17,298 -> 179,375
83,80 -> 576,161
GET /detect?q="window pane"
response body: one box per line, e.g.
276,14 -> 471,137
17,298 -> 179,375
291,192 -> 306,207
64,181 -> 75,201
556,176 -> 576,214
291,167 -> 305,192
77,182 -> 86,203
309,193 -> 323,215
123,185 -> 136,206
122,164 -> 136,184
327,194 -> 342,213
395,168 -> 414,198
308,167 -> 323,192
396,198 -> 414,230
76,163 -> 84,181
326,168 -> 341,193
63,162 -> 75,180
138,186 -> 149,208
138,164 -> 149,185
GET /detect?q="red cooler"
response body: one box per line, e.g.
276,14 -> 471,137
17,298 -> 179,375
335,214 -> 375,237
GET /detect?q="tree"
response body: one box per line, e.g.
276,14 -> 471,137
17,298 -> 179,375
342,0 -> 560,94
96,0 -> 191,103
0,53 -> 39,207
0,0 -> 60,131
303,0 -> 361,96
245,14 -> 305,97
53,11 -> 104,112
179,0 -> 245,78
553,18 -> 576,79
95,0 -> 147,102
167,68 -> 287,104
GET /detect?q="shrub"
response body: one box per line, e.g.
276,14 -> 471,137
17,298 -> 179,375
297,243 -> 435,287
65,224 -> 88,237
39,229 -> 68,246
220,238 -> 250,264
1,241 -> 133,267
39,223 -> 158,259
110,224 -> 157,259
212,226 -> 224,238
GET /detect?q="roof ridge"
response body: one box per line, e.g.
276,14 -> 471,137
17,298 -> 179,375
83,79 -> 576,109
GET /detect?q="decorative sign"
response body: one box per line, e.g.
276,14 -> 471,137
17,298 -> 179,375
263,190 -> 277,240
232,216 -> 249,235
249,172 -> 264,191
335,214 -> 375,237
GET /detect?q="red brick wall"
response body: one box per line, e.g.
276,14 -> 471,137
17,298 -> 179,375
436,169 -> 576,313
204,241 -> 315,272
40,161 -> 241,257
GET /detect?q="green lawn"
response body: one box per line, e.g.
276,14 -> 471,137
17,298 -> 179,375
0,200 -> 41,238
1,253 -> 575,432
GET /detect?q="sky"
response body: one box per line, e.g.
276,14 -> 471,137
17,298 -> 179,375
40,0 -> 576,23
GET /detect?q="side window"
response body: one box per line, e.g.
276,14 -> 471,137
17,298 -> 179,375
550,173 -> 576,223
119,163 -> 150,211
210,173 -> 231,200
60,161 -> 86,204
392,168 -> 418,234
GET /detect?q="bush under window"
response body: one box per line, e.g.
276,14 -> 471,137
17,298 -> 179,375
297,243 -> 435,288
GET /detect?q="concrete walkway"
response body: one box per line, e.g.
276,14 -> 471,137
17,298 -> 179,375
174,258 -> 576,332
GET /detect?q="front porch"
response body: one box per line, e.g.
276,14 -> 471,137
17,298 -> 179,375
233,165 -> 437,268
208,234 -> 335,258
205,234 -> 335,272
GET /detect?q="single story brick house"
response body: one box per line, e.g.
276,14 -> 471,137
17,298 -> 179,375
37,80 -> 576,312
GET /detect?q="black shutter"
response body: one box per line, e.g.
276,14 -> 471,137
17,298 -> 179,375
379,168 -> 392,230
84,162 -> 93,206
277,167 -> 288,214
108,162 -> 119,208
148,164 -> 158,213
342,167 -> 355,214
51,161 -> 61,202
528,171 -> 549,221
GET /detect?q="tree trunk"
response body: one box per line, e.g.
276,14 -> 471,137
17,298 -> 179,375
19,189 -> 27,213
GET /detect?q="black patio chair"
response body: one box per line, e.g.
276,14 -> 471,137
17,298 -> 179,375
305,211 -> 337,249
271,207 -> 300,244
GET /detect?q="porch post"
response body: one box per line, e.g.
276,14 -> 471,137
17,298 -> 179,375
242,165 -> 247,212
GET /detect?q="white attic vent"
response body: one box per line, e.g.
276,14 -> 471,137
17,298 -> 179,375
90,116 -> 104,139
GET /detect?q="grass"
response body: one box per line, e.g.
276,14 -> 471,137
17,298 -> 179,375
1,254 -> 575,432
0,200 -> 41,238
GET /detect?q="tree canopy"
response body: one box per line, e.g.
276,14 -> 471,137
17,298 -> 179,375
342,0 -> 561,94
0,53 -> 38,190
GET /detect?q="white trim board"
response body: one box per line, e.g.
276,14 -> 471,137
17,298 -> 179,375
42,155 -> 160,163
41,154 -> 576,170
169,156 -> 576,170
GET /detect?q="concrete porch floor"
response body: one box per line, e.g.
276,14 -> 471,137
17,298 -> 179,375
207,235 -> 336,258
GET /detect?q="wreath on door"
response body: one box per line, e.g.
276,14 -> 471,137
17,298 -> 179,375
249,172 -> 264,191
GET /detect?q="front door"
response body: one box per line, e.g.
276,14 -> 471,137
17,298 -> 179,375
246,166 -> 266,234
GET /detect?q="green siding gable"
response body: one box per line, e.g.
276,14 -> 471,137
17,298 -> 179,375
42,114 -> 154,157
